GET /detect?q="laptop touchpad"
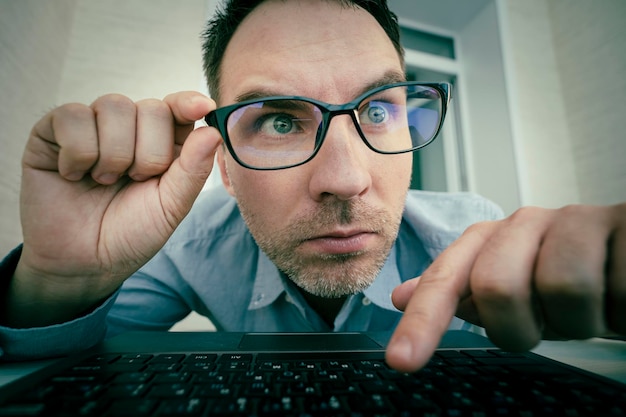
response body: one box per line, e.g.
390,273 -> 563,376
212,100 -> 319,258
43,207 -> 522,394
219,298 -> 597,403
239,333 -> 383,351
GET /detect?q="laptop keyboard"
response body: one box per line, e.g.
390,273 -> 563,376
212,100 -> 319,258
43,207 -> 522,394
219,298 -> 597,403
1,349 -> 625,416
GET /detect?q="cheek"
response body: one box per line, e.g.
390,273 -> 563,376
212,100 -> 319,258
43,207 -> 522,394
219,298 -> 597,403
227,161 -> 303,226
374,153 -> 413,195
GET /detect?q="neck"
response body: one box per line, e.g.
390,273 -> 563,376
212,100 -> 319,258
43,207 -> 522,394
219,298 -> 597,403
299,290 -> 347,328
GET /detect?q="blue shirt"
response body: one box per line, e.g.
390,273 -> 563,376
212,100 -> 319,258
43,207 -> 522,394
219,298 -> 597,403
0,187 -> 502,361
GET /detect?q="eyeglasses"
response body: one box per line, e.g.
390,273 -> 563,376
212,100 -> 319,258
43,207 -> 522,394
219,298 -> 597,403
205,81 -> 451,170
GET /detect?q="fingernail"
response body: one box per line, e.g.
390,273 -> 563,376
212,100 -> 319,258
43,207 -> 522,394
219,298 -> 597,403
388,336 -> 413,363
130,173 -> 149,182
189,94 -> 204,104
65,171 -> 84,181
189,94 -> 210,109
96,173 -> 120,184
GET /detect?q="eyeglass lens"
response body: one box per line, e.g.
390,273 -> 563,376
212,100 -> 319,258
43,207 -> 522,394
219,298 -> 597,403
225,84 -> 443,169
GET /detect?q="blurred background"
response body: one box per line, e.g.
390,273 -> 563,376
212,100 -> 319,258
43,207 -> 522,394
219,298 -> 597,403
1,0 -> 625,256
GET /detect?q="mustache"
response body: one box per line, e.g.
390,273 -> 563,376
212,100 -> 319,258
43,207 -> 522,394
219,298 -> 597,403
288,198 -> 390,241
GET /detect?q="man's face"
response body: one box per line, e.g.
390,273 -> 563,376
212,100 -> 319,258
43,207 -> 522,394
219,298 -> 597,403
216,0 -> 413,298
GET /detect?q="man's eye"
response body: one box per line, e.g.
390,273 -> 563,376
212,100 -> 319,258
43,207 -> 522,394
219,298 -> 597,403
366,105 -> 388,124
361,102 -> 392,125
258,114 -> 297,135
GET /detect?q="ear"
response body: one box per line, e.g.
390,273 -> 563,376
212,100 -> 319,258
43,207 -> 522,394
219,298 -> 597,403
217,146 -> 235,196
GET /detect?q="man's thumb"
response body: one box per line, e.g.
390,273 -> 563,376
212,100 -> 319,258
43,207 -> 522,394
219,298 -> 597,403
158,126 -> 222,226
391,276 -> 422,311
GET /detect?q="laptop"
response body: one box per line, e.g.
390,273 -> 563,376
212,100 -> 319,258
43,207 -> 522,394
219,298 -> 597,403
0,330 -> 624,416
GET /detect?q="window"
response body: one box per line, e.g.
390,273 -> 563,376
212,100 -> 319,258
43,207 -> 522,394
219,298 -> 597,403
401,26 -> 466,192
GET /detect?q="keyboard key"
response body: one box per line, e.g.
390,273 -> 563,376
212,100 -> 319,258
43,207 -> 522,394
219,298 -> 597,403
286,381 -> 321,396
113,372 -> 153,384
244,381 -> 274,396
192,383 -> 238,398
211,397 -> 258,415
218,354 -> 253,363
106,383 -> 149,398
154,398 -> 206,416
360,380 -> 399,394
151,354 -> 185,364
348,393 -> 393,413
152,372 -> 191,384
145,363 -> 181,372
257,361 -> 288,371
105,399 -> 158,416
183,354 -> 217,363
293,361 -> 320,371
148,383 -> 192,398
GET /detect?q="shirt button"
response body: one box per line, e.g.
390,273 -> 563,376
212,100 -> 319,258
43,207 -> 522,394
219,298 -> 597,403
362,297 -> 372,306
254,294 -> 264,304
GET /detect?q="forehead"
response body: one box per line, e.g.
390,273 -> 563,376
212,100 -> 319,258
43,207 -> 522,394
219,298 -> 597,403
219,0 -> 403,104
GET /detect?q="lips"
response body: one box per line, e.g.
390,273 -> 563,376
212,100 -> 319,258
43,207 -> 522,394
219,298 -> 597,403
302,229 -> 377,255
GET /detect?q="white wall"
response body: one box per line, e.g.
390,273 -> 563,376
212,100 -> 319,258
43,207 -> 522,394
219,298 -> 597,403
548,0 -> 626,205
0,0 -> 207,256
57,0 -> 207,104
497,0 -> 626,207
498,0 -> 580,208
456,1 -> 521,214
0,0 -> 77,256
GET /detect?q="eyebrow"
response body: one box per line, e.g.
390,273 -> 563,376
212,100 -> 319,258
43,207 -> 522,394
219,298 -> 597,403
356,70 -> 407,98
234,70 -> 407,104
260,99 -> 313,112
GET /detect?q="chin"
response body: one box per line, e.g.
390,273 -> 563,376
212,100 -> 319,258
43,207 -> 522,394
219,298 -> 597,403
284,258 -> 383,299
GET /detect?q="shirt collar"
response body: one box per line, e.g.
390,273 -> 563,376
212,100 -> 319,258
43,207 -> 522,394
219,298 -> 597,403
362,243 -> 402,312
247,244 -> 402,313
248,250 -> 286,310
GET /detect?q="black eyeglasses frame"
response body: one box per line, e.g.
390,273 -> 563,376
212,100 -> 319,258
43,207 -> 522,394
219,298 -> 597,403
204,81 -> 451,170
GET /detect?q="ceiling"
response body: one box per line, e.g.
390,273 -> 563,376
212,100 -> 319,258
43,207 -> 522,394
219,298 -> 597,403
388,0 -> 492,32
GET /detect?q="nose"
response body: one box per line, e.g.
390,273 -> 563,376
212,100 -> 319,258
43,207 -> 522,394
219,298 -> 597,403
307,114 -> 372,202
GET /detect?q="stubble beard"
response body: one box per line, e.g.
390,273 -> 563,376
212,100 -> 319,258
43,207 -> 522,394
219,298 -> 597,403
237,196 -> 405,298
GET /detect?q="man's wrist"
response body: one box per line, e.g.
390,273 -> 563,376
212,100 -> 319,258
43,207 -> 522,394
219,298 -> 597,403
2,250 -> 113,329
0,245 -> 23,327
0,245 -> 23,285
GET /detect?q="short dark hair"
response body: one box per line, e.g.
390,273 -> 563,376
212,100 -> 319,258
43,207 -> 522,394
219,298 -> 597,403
201,0 -> 404,103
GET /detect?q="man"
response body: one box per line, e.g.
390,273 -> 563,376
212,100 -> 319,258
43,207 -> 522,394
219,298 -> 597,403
0,0 -> 624,373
